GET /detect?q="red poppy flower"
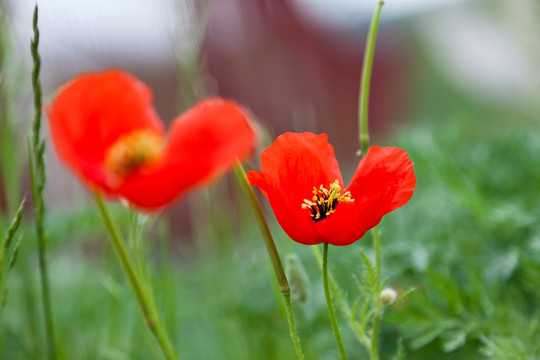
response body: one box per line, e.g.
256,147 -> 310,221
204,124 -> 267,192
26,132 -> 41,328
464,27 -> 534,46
48,70 -> 257,210
247,132 -> 415,246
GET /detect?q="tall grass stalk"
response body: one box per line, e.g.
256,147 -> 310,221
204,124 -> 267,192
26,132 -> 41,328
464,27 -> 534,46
0,200 -> 24,312
0,200 -> 23,355
28,5 -> 57,359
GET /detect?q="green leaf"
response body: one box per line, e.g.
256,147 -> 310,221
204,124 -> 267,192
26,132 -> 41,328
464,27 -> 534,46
441,329 -> 467,353
409,321 -> 455,350
485,247 -> 520,284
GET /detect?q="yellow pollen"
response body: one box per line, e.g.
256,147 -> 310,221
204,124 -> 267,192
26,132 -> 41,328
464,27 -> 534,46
105,130 -> 163,176
301,180 -> 354,221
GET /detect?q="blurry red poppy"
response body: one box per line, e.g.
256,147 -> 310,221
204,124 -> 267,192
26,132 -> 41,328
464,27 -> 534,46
48,70 -> 257,210
247,132 -> 415,246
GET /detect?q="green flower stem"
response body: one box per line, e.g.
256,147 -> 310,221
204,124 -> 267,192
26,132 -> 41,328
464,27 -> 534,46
283,291 -> 304,360
369,225 -> 382,360
323,243 -> 348,360
29,6 -> 57,359
358,0 -> 384,155
373,225 -> 381,279
233,162 -> 305,360
311,246 -> 371,349
358,3 -> 385,359
94,194 -> 178,360
232,163 -> 288,292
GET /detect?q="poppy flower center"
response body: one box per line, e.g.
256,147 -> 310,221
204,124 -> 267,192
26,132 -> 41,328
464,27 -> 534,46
105,130 -> 163,176
301,180 -> 354,222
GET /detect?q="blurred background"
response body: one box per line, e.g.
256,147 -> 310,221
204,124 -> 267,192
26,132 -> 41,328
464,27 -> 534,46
3,0 -> 538,217
1,0 -> 540,359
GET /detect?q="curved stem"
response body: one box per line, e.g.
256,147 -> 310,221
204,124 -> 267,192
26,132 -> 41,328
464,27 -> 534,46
358,1 -> 384,155
323,243 -> 348,360
233,162 -> 304,360
94,195 -> 178,360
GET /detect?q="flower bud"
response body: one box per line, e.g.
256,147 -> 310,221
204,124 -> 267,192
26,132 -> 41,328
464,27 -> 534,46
285,253 -> 310,303
380,287 -> 398,305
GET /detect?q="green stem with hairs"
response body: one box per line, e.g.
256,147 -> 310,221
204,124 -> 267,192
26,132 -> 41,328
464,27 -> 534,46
323,243 -> 348,360
94,195 -> 178,360
283,291 -> 304,360
358,1 -> 384,155
233,162 -> 304,360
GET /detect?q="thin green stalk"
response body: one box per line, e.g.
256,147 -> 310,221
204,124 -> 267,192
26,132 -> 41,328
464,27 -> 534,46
311,246 -> 371,349
358,3 -> 385,359
369,226 -> 382,360
0,200 -> 24,317
373,225 -> 381,280
0,201 -> 24,265
233,163 -> 288,292
358,1 -> 384,155
323,243 -> 348,360
94,195 -> 178,360
233,162 -> 305,360
370,303 -> 382,360
283,291 -> 304,359
29,6 -> 56,359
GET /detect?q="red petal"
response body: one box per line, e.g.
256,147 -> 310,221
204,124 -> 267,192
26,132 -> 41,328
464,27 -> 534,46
47,70 -> 164,190
317,146 -> 416,245
247,132 -> 342,245
116,99 -> 257,209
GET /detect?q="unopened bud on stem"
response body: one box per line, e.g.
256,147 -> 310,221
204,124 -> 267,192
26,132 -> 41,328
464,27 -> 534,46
380,287 -> 398,305
285,253 -> 310,303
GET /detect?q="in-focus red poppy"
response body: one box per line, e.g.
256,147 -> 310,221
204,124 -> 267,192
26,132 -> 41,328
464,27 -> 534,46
247,132 -> 415,246
48,70 -> 257,210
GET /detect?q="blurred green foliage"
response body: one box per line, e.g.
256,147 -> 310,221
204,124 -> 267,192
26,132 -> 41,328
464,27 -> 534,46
382,117 -> 540,360
0,4 -> 24,217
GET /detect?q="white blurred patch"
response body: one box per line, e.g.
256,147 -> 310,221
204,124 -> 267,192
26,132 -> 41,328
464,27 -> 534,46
289,0 -> 471,30
7,0 -> 185,78
417,4 -> 540,104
